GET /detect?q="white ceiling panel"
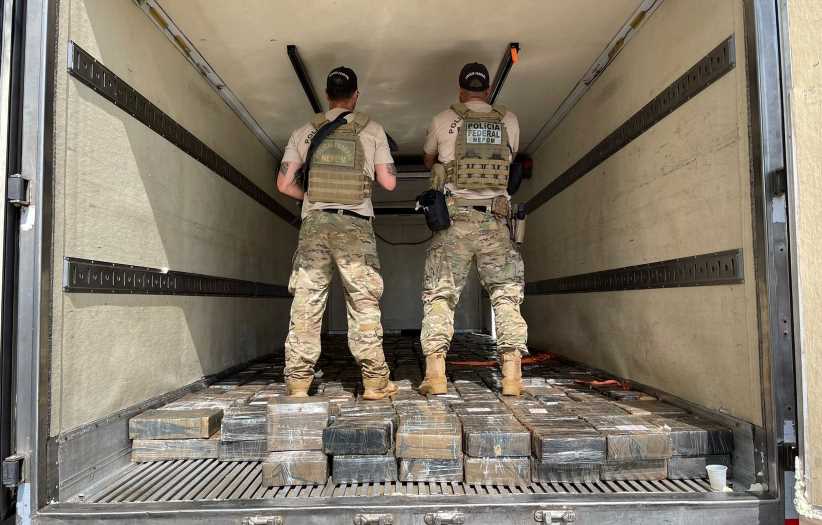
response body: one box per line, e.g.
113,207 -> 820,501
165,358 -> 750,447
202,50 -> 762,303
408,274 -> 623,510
158,0 -> 643,156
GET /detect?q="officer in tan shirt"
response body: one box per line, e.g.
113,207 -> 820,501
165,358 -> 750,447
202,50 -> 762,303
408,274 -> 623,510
418,62 -> 528,397
276,66 -> 399,399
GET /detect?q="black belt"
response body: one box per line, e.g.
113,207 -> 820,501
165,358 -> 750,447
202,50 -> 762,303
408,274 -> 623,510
472,206 -> 488,213
321,208 -> 370,220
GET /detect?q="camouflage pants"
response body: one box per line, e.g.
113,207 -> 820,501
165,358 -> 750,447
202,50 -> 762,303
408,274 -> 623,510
284,211 -> 390,381
421,207 -> 528,357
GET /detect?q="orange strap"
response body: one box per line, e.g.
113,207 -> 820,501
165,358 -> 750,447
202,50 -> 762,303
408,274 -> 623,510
575,378 -> 632,390
448,352 -> 553,368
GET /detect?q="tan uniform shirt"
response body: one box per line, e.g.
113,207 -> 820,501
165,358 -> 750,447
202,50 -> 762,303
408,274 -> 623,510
283,108 -> 394,218
423,100 -> 520,201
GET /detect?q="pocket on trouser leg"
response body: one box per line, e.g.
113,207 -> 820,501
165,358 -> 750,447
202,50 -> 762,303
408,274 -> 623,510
287,250 -> 302,295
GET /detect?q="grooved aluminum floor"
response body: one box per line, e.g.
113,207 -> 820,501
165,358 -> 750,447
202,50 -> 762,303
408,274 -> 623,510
76,459 -> 715,504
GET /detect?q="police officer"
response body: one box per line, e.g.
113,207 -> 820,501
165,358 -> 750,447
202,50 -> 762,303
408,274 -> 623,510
418,62 -> 527,396
276,66 -> 398,399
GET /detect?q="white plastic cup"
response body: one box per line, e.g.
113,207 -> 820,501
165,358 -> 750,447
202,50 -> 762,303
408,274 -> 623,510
706,464 -> 728,492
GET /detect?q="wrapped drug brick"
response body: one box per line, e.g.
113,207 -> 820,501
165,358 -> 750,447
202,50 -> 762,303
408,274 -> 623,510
653,416 -> 734,456
667,454 -> 732,479
531,461 -> 601,483
332,454 -> 398,483
464,457 -> 531,485
268,397 -> 330,416
585,416 -> 672,461
601,459 -> 667,481
129,408 -> 222,439
399,458 -> 464,482
267,397 -> 329,451
460,415 -> 531,458
562,401 -> 629,417
262,451 -> 328,486
452,402 -> 511,417
132,433 -> 220,462
219,439 -> 267,461
614,400 -> 687,416
529,423 -> 606,464
221,405 -> 267,441
396,414 -> 462,459
322,416 -> 394,455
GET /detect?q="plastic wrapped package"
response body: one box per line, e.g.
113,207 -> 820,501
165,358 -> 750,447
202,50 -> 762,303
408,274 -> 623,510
221,405 -> 267,441
399,458 -> 464,482
452,402 -> 511,417
584,416 -> 672,461
613,400 -> 687,416
396,414 -> 462,459
262,451 -> 328,486
219,439 -> 268,461
161,397 -> 237,412
129,408 -> 222,439
531,461 -> 601,483
667,454 -> 732,479
653,416 -> 734,456
605,390 -> 656,401
459,415 -> 531,458
332,454 -> 398,483
529,423 -> 607,464
322,416 -> 394,455
600,459 -> 667,481
268,397 -> 330,417
463,457 -> 531,485
267,414 -> 328,451
561,402 -> 629,417
248,390 -> 287,406
132,433 -> 220,462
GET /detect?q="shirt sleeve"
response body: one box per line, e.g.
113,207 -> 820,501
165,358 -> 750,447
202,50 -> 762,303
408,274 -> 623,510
505,113 -> 520,155
281,130 -> 305,164
423,117 -> 439,155
373,127 -> 394,165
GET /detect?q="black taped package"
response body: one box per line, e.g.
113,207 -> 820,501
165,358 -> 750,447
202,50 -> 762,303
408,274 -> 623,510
332,454 -> 398,483
322,416 -> 394,456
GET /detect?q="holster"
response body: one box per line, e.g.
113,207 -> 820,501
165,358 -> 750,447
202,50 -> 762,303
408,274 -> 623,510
416,189 -> 450,232
509,203 -> 527,244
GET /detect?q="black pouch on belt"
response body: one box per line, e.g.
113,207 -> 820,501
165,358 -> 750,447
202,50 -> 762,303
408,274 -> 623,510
507,161 -> 523,196
416,189 -> 450,232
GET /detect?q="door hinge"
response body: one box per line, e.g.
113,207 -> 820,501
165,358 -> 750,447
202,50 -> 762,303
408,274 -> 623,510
7,174 -> 29,207
2,454 -> 24,487
771,168 -> 787,196
423,511 -> 464,525
534,509 -> 576,523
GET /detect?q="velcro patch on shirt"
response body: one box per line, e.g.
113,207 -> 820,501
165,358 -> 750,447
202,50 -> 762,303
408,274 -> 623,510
464,121 -> 502,145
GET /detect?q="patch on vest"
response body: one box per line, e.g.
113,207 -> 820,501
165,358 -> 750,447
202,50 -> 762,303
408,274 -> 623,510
465,120 -> 502,145
314,139 -> 356,168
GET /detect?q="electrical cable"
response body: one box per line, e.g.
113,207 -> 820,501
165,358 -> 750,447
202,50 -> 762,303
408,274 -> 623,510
374,231 -> 433,246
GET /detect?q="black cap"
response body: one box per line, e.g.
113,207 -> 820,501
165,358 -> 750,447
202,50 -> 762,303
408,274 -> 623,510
327,66 -> 358,92
459,62 -> 490,91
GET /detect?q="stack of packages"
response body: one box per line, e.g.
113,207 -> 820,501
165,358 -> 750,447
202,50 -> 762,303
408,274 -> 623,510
323,398 -> 398,483
455,386 -> 532,486
262,397 -> 330,486
653,414 -> 734,479
129,406 -> 223,462
395,399 -> 463,482
509,399 -> 606,483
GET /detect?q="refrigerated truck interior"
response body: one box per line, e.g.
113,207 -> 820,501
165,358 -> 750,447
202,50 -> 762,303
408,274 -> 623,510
2,0 -> 822,523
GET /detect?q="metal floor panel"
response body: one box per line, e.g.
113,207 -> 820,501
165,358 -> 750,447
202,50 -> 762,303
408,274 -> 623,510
74,459 -> 716,504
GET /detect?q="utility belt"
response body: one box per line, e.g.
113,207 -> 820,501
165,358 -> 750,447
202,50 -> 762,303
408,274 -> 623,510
415,191 -> 527,244
318,208 -> 372,221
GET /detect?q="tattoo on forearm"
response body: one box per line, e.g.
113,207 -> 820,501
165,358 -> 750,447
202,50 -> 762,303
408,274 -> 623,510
386,163 -> 397,176
278,162 -> 290,176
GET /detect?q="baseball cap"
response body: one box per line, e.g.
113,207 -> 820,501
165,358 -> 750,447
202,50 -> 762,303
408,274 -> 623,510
459,62 -> 490,91
327,66 -> 358,92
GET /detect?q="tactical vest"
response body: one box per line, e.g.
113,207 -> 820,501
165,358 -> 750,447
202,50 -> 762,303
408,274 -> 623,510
446,103 -> 511,191
306,112 -> 372,205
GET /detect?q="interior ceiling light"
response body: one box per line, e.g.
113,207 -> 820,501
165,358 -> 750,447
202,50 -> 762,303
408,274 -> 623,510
134,0 -> 283,158
524,0 -> 663,153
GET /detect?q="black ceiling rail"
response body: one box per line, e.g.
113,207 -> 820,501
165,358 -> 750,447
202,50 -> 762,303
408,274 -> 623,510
489,42 -> 520,104
287,44 -> 323,114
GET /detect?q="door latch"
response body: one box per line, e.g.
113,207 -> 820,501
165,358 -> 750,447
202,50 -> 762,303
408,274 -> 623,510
534,509 -> 576,523
353,514 -> 393,525
423,511 -> 465,525
7,174 -> 29,207
242,516 -> 283,525
2,455 -> 24,487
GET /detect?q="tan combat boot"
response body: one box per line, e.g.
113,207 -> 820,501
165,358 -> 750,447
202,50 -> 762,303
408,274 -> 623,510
286,377 -> 313,397
418,353 -> 448,395
501,351 -> 523,396
362,376 -> 399,400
